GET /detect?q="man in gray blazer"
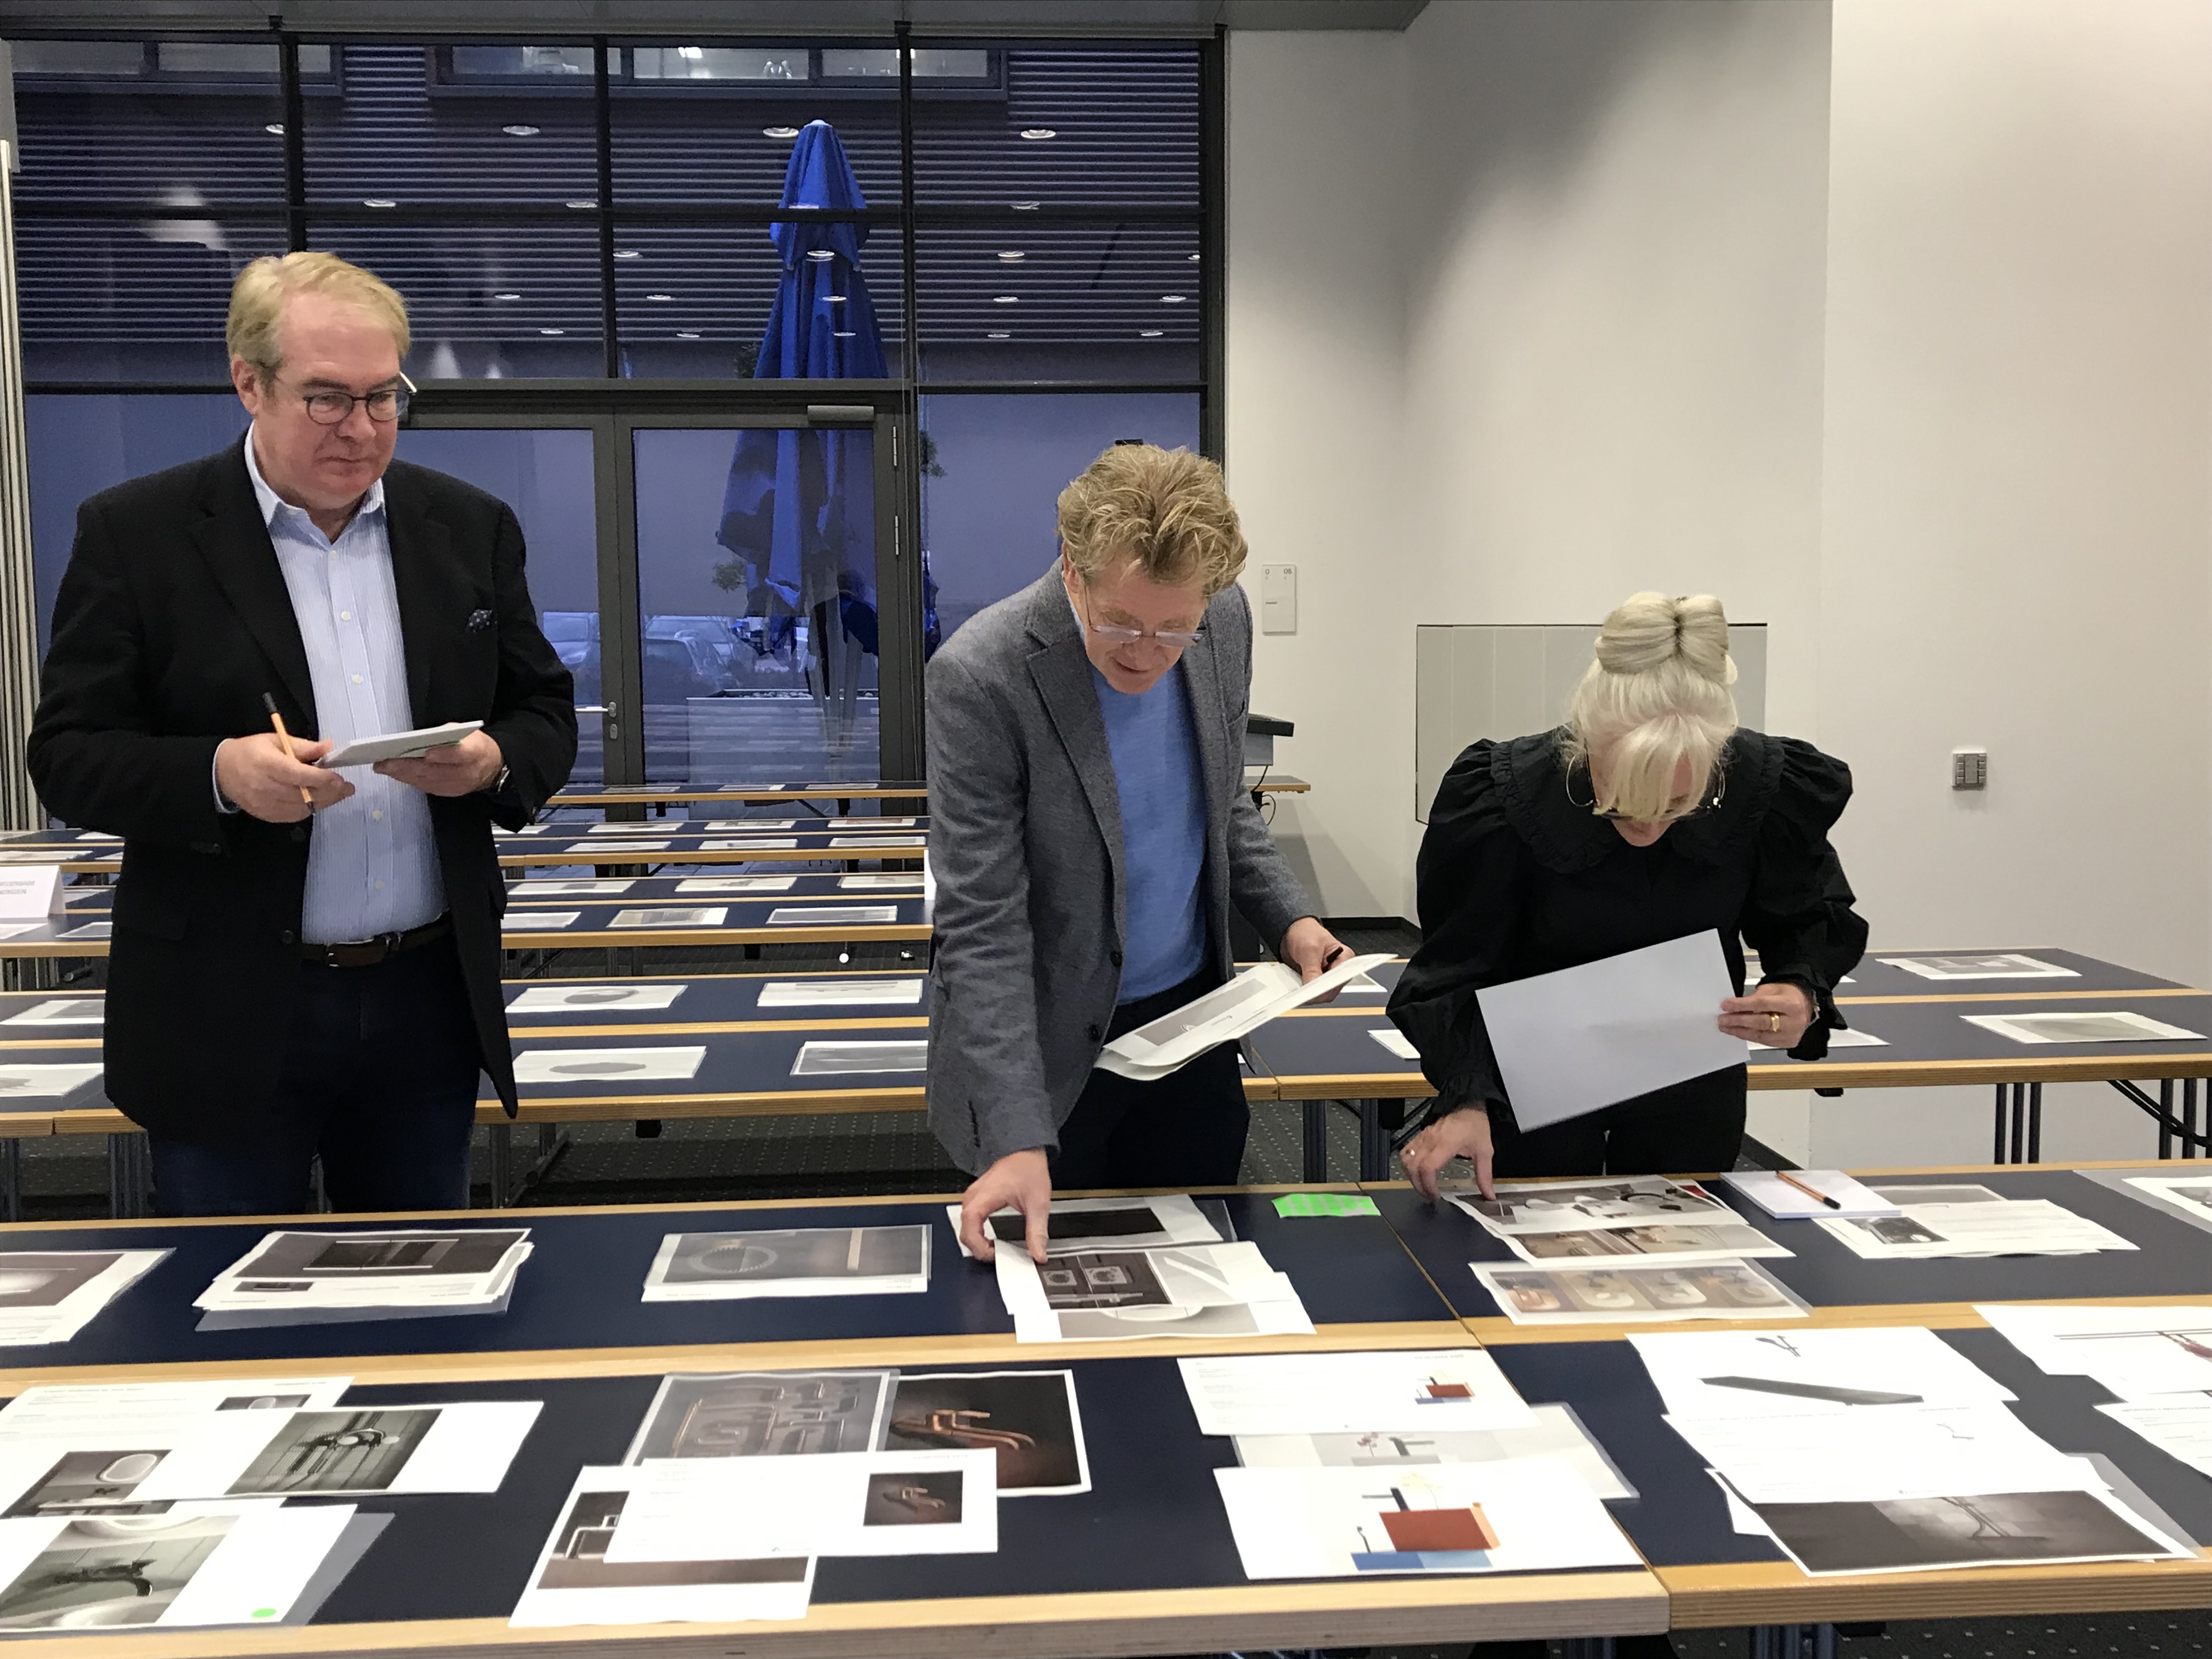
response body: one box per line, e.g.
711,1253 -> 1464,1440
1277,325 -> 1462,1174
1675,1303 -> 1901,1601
927,443 -> 1344,1263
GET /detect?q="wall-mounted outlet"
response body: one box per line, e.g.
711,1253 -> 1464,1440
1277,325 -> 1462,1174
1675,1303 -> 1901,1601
1952,748 -> 1988,791
1260,564 -> 1297,635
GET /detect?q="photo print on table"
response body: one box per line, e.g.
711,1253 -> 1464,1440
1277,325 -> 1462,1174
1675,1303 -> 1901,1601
521,1482 -> 811,1599
1879,954 -> 2078,980
512,1047 -> 707,1085
608,908 -> 725,930
0,1253 -> 136,1309
624,1371 -> 895,1463
861,1469 -> 964,1527
224,1409 -> 439,1496
0,1000 -> 104,1027
0,1514 -> 234,1629
1453,1177 -> 1734,1235
1740,1486 -> 2189,1576
953,1193 -> 1224,1259
507,984 -> 687,1014
507,879 -> 634,896
1961,1011 -> 2204,1045
227,1229 -> 528,1282
1473,1260 -> 1808,1324
768,906 -> 899,927
790,1041 -> 928,1077
882,1372 -> 1090,1496
676,876 -> 796,894
5,1451 -> 172,1519
644,1227 -> 930,1300
1503,1222 -> 1791,1265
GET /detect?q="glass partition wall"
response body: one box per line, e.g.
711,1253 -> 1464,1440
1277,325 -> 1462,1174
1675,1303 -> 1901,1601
14,34 -> 1218,788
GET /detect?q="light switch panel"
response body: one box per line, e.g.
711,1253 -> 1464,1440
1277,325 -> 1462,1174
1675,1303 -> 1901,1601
1951,748 -> 1988,790
1261,564 -> 1297,635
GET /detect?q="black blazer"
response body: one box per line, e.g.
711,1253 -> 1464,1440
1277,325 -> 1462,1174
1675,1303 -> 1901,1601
26,443 -> 577,1145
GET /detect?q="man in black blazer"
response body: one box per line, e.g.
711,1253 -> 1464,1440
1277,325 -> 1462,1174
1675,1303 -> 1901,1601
27,251 -> 575,1216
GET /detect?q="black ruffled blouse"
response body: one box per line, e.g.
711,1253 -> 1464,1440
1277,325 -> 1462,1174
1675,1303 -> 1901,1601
1386,728 -> 1869,1114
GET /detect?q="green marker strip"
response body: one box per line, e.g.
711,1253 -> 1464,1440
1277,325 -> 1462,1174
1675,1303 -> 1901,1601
1272,1192 -> 1379,1218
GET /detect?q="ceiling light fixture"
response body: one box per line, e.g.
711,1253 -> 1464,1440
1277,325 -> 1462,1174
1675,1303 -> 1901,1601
263,122 -> 284,136
502,123 -> 540,137
539,328 -> 566,335
494,292 -> 522,301
992,295 -> 1019,304
676,330 -> 702,338
1011,200 -> 1041,211
1019,127 -> 1056,140
806,249 -> 835,261
987,331 -> 1011,339
614,249 -> 641,260
833,330 -> 856,338
363,198 -> 397,208
1160,294 -> 1188,303
764,125 -> 801,140
1188,252 -> 1201,262
1139,329 -> 1164,337
565,199 -> 597,210
997,251 -> 1025,261
824,294 -> 847,303
646,293 -> 674,302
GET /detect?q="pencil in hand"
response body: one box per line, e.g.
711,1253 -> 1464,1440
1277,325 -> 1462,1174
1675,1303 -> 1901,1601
262,692 -> 315,808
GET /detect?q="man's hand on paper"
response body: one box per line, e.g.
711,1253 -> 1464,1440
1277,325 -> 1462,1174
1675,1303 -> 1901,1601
1719,981 -> 1815,1048
1402,1104 -> 1496,1203
215,733 -> 353,822
959,1148 -> 1051,1264
376,729 -> 505,797
1281,916 -> 1350,1005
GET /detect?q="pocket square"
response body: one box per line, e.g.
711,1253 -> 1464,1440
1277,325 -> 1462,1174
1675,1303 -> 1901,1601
466,608 -> 495,632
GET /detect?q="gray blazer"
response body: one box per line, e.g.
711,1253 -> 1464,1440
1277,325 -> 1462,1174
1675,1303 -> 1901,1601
925,567 -> 1314,1173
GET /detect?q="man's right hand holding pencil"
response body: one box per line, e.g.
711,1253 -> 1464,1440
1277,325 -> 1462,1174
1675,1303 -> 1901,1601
213,732 -> 353,822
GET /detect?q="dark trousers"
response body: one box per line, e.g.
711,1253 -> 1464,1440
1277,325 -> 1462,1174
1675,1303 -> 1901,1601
1489,1064 -> 1748,1179
147,935 -> 484,1217
1052,968 -> 1250,1190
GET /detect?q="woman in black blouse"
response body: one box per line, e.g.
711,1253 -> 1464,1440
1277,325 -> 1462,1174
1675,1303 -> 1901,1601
1389,591 -> 1867,1200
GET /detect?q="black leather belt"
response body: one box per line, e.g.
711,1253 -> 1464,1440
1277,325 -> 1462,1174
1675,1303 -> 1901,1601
301,915 -> 451,969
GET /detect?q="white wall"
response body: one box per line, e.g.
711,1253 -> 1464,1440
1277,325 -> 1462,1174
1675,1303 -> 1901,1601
1226,0 -> 2212,1167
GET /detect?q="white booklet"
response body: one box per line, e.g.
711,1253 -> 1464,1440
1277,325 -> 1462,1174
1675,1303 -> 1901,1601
1722,1170 -> 1900,1220
1094,953 -> 1393,1081
315,720 -> 481,769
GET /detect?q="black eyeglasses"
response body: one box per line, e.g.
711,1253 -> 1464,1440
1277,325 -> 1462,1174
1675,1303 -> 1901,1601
283,374 -> 415,426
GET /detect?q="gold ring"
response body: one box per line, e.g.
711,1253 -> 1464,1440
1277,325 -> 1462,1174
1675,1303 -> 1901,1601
1768,1013 -> 1781,1033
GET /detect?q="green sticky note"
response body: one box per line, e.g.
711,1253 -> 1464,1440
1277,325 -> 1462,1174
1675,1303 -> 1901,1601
1273,1192 -> 1379,1218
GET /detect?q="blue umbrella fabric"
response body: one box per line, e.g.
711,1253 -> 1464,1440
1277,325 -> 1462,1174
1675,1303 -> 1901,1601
716,120 -> 887,618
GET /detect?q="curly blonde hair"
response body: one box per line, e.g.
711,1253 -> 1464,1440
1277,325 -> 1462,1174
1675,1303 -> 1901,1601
1056,443 -> 1248,596
1562,591 -> 1740,819
227,251 -> 411,384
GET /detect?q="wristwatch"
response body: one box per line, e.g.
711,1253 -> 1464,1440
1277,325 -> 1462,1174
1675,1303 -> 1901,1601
485,763 -> 511,795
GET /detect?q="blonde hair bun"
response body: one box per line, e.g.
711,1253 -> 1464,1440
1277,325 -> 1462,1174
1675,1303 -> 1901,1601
1592,591 -> 1736,686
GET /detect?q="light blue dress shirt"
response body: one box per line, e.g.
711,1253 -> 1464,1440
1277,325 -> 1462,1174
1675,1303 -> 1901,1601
232,430 -> 446,944
1092,663 -> 1209,1003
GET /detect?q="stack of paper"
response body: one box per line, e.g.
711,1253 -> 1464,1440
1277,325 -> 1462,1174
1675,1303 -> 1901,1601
1637,1328 -> 2195,1576
0,1251 -> 166,1347
1093,952 -> 1392,1081
1816,1199 -> 2136,1260
193,1229 -> 532,1329
1722,1171 -> 1901,1221
643,1227 -> 929,1301
951,1193 -> 1226,1258
0,1065 -> 108,1110
996,1240 -> 1312,1341
1451,1176 -> 1791,1266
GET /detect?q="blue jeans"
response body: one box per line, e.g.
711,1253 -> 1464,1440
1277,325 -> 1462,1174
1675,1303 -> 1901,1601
148,935 -> 484,1217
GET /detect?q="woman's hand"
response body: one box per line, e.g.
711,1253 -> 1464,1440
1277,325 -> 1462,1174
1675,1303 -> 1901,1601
1720,981 -> 1816,1048
1400,1105 -> 1496,1202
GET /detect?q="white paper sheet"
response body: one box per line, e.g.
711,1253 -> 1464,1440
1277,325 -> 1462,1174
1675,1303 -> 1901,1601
996,1241 -> 1313,1342
0,999 -> 103,1027
587,822 -> 683,835
758,978 -> 924,1009
1962,1010 -> 2205,1045
0,1378 -> 352,1446
0,923 -> 41,939
1500,1221 -> 1792,1265
1369,1029 -> 1419,1061
0,1064 -> 105,1104
2120,1175 -> 2212,1231
566,842 -> 671,855
1665,1404 -> 2086,1503
610,907 -> 725,929
1721,1171 -> 1901,1220
0,1251 -> 168,1348
642,1227 -> 930,1301
509,984 -> 687,1013
514,1046 -> 705,1084
677,876 -> 796,894
502,911 -> 578,930
791,1040 -> 927,1076
1212,1458 -> 1643,1579
603,1449 -> 995,1560
829,834 -> 927,849
1093,953 -> 1393,1081
2096,1397 -> 2212,1478
315,719 -> 479,769
698,838 -> 797,851
1630,1328 -> 2017,1420
1476,931 -> 1742,1130
1232,1403 -> 1635,1501
829,818 -> 919,829
1976,1303 -> 2212,1397
1449,1176 -> 1736,1236
839,874 -> 924,890
55,923 -> 109,941
1880,953 -> 2078,980
1473,1259 -> 1806,1324
769,905 -> 900,926
950,1193 -> 1223,1260
507,879 -> 633,896
705,821 -> 799,831
1179,1350 -> 1537,1436
0,1502 -> 357,1630
1866,1184 -> 2005,1205
1816,1199 -> 2135,1260
509,1468 -> 813,1628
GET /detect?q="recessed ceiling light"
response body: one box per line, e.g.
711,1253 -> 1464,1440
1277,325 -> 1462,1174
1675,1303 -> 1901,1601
1019,127 -> 1056,140
565,199 -> 597,210
1160,294 -> 1188,303
1139,329 -> 1164,338
833,330 -> 856,338
992,295 -> 1019,304
806,249 -> 834,261
503,123 -> 540,137
494,292 -> 522,301
263,122 -> 284,136
539,328 -> 566,335
363,198 -> 397,208
997,251 -> 1025,261
614,249 -> 642,261
678,44 -> 705,60
764,126 -> 801,139
1188,253 -> 1201,262
676,330 -> 702,338
986,331 -> 1011,339
824,294 -> 847,303
646,293 -> 674,302
1011,201 -> 1040,211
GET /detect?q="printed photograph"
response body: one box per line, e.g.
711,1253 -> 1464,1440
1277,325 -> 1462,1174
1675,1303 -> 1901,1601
1512,1223 -> 1781,1261
536,1491 -> 810,1591
658,1227 -> 927,1286
215,1394 -> 312,1412
0,1514 -> 236,1629
1886,954 -> 2070,979
884,1371 -> 1088,1493
1482,1262 -> 1797,1319
862,1469 -> 964,1526
1756,1490 -> 2169,1575
0,1252 -> 127,1308
992,1206 -> 1172,1247
1967,1011 -> 2204,1046
227,1408 -> 440,1495
1464,1178 -> 1732,1234
5,1451 -> 170,1518
1035,1251 -> 1172,1311
1055,1302 -> 1266,1339
789,1041 -> 929,1076
234,1229 -> 526,1282
1866,1185 -> 2004,1205
626,1370 -> 894,1462
1844,1216 -> 1947,1247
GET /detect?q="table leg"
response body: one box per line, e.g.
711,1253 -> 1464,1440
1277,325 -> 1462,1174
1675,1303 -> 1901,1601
486,1124 -> 512,1210
106,1133 -> 146,1220
0,1137 -> 21,1224
2188,1079 -> 2203,1161
1358,1100 -> 1387,1182
2161,1079 -> 2175,1159
1561,1640 -> 1616,1659
2027,1080 -> 2042,1163
1301,1100 -> 1328,1183
1751,1624 -> 1836,1659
